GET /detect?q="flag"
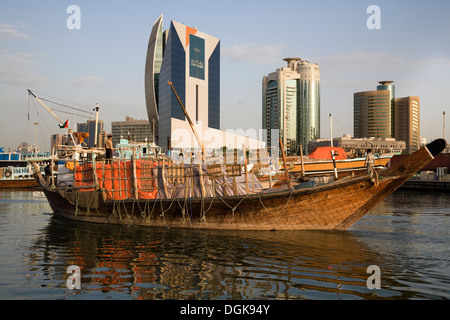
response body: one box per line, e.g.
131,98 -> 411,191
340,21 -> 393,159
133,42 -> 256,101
59,120 -> 69,129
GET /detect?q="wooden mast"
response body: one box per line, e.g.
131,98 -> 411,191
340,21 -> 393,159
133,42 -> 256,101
279,139 -> 291,189
167,81 -> 206,162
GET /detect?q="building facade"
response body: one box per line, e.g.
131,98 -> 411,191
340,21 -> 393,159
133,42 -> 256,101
77,119 -> 104,148
354,81 -> 420,154
354,81 -> 394,139
50,134 -> 71,151
145,15 -> 220,151
308,134 -> 405,157
394,96 -> 420,154
262,58 -> 320,156
111,116 -> 152,147
144,14 -> 164,144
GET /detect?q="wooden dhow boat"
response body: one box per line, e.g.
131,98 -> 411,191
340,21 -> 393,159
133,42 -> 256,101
31,138 -> 447,231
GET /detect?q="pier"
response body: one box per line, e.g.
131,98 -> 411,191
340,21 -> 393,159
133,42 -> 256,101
400,168 -> 450,192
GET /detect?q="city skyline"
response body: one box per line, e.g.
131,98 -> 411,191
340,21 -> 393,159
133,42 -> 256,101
1,1 -> 449,152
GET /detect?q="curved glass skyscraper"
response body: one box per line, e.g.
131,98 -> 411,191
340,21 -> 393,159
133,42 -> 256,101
145,15 -> 220,150
144,14 -> 164,143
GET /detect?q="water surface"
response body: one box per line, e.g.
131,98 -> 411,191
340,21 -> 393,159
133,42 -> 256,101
0,189 -> 448,301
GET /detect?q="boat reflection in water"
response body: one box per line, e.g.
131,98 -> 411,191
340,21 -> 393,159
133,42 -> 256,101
29,214 -> 423,300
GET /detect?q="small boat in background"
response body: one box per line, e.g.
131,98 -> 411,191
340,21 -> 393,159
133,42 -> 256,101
0,147 -> 51,189
284,146 -> 393,178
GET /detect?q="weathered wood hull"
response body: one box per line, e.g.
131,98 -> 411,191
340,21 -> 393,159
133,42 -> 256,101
0,179 -> 39,188
36,139 -> 447,231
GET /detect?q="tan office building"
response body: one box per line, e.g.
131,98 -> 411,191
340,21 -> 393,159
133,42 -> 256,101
354,88 -> 392,139
394,96 -> 420,154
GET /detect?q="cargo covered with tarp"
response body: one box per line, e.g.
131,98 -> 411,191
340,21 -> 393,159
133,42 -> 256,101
75,159 -> 158,200
74,160 -> 263,200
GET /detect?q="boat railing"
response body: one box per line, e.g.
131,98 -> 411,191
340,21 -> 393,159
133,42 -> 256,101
59,155 -> 268,201
47,144 -> 278,200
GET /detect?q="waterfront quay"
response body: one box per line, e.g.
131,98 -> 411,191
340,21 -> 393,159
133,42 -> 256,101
401,171 -> 450,192
392,153 -> 450,192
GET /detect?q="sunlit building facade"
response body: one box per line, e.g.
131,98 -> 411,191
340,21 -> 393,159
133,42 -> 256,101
354,81 -> 420,154
262,58 -> 320,155
145,14 -> 220,151
354,81 -> 396,139
111,116 -> 152,147
394,96 -> 420,154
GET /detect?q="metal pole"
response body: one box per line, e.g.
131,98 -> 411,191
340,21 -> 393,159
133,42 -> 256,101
34,122 -> 38,154
329,113 -> 333,147
152,118 -> 156,144
94,104 -> 99,147
444,111 -> 446,141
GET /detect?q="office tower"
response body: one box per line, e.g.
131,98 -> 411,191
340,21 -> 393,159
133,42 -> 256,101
111,116 -> 152,147
394,96 -> 420,154
354,81 -> 395,139
262,58 -> 320,155
354,81 -> 421,154
145,15 -> 220,151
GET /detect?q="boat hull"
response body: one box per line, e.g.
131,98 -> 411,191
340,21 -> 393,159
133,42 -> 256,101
41,174 -> 405,231
0,179 -> 39,188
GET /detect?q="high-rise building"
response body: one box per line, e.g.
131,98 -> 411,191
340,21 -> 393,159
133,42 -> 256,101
145,14 -> 220,151
354,81 -> 420,154
353,83 -> 393,139
262,58 -> 320,155
394,96 -> 420,154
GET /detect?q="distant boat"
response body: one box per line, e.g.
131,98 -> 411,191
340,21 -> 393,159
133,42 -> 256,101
31,139 -> 446,231
0,148 -> 51,188
284,146 -> 393,178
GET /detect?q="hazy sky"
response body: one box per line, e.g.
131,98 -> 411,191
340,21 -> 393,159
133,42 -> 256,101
1,0 -> 449,152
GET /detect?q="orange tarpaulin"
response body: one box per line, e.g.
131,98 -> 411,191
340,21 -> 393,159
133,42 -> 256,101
308,147 -> 347,160
75,160 -> 158,200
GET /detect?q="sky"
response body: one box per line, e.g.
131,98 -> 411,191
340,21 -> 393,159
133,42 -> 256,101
1,0 -> 450,153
